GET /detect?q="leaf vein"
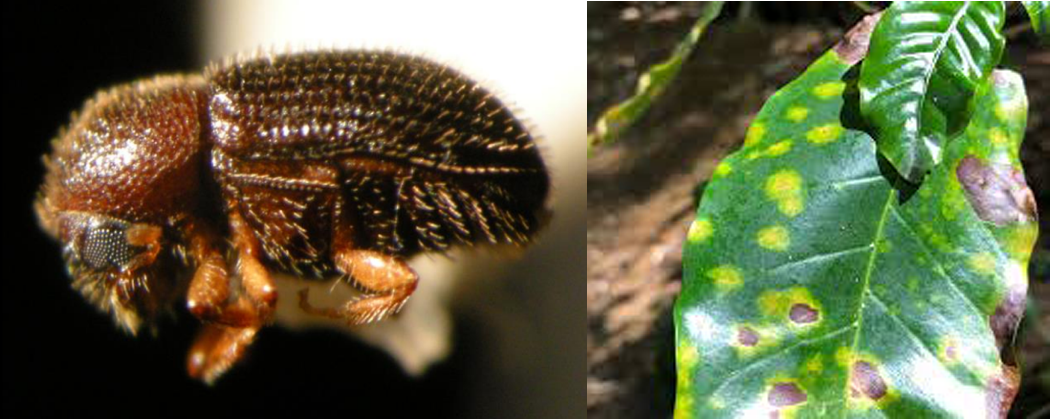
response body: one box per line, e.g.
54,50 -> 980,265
868,292 -> 956,374
843,189 -> 895,405
767,244 -> 872,275
914,2 -> 972,139
887,206 -> 985,320
705,323 -> 856,399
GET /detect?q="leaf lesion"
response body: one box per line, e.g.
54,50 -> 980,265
703,323 -> 858,400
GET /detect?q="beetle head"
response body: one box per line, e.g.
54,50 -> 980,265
35,75 -> 206,332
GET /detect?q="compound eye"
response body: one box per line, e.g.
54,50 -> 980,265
81,221 -> 136,271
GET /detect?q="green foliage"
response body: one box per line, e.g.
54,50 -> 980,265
588,2 -> 723,155
674,39 -> 1037,418
859,1 -> 1004,183
1024,1 -> 1050,44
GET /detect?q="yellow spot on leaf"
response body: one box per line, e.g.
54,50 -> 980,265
748,140 -> 794,160
757,287 -> 819,320
813,81 -> 845,98
677,342 -> 699,385
875,238 -> 892,254
988,127 -> 1009,146
707,265 -> 743,290
785,106 -> 810,122
744,122 -> 765,147
968,252 -> 997,276
675,342 -> 699,418
1006,224 -> 1038,263
766,170 -> 802,197
757,225 -> 790,251
675,391 -> 695,418
687,219 -> 713,243
835,347 -> 852,366
994,99 -> 1023,122
765,170 -> 805,217
804,354 -> 823,374
714,160 -> 732,177
940,179 -> 966,220
766,140 -> 793,156
780,197 -> 804,217
731,324 -> 780,358
937,336 -> 959,365
806,123 -> 844,144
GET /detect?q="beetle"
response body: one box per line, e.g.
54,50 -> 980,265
35,49 -> 550,383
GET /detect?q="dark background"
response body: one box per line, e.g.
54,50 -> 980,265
3,2 -> 576,418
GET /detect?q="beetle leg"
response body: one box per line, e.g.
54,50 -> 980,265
183,218 -> 251,327
182,216 -> 270,383
228,210 -> 278,321
186,323 -> 257,385
298,249 -> 419,324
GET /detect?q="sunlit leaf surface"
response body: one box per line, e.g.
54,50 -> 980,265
675,43 -> 1036,417
859,1 -> 1005,182
1024,1 -> 1050,44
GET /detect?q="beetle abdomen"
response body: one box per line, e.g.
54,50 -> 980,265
206,50 -> 549,266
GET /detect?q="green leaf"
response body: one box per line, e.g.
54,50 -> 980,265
588,1 -> 723,155
1024,1 -> 1050,43
675,46 -> 1037,417
859,1 -> 1005,182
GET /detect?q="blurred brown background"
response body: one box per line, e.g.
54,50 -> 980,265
587,2 -> 1049,418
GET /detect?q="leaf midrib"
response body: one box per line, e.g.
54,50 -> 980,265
910,2 -> 972,165
841,187 -> 895,416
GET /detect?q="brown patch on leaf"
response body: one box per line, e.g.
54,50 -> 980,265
849,361 -> 887,400
768,382 -> 807,407
985,364 -> 1019,419
956,156 -> 1038,226
834,12 -> 882,65
788,303 -> 819,324
737,326 -> 759,346
989,276 -> 1027,361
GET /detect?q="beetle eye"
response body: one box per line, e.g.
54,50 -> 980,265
81,222 -> 136,271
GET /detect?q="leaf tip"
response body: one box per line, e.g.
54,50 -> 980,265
834,11 -> 883,65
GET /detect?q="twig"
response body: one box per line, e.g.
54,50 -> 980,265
588,2 -> 724,155
852,1 -> 878,13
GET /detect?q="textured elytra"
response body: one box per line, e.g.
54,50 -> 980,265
675,40 -> 1036,419
206,51 -> 549,274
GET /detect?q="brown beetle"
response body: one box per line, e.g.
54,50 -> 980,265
35,50 -> 550,383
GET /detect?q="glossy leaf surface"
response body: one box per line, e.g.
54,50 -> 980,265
675,44 -> 1036,417
1024,1 -> 1050,44
859,1 -> 1005,182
